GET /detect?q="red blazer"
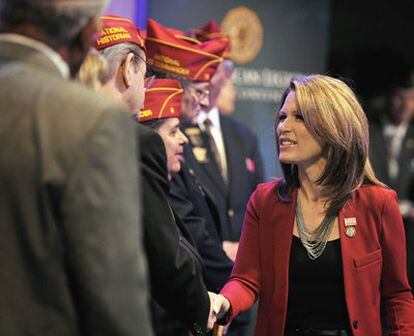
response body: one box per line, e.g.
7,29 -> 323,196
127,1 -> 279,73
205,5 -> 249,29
221,180 -> 414,336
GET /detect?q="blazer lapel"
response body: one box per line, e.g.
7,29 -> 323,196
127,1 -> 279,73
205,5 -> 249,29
338,196 -> 360,318
262,189 -> 296,332
183,127 -> 227,195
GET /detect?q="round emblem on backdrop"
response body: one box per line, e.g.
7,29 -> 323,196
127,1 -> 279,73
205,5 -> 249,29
221,6 -> 264,64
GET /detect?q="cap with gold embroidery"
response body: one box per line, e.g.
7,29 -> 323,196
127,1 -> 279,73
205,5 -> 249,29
139,79 -> 183,122
95,14 -> 145,51
145,18 -> 229,82
191,20 -> 232,60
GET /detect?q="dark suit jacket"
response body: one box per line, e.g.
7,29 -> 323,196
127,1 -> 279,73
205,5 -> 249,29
138,124 -> 210,336
0,39 -> 153,335
183,115 -> 264,242
221,181 -> 414,336
369,117 -> 414,290
170,160 -> 234,293
172,116 -> 263,327
369,118 -> 414,199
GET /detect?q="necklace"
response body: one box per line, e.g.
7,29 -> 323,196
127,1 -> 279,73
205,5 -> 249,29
295,194 -> 335,260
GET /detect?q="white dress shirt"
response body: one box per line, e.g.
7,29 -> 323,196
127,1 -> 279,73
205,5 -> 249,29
198,107 -> 228,179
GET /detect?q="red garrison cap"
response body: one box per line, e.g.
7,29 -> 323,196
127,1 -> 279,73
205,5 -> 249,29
140,26 -> 186,40
145,18 -> 229,82
191,20 -> 232,60
139,79 -> 183,122
193,20 -> 224,40
95,14 -> 145,51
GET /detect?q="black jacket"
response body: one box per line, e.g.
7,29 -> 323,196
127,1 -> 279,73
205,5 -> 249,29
181,116 -> 264,242
170,160 -> 234,293
369,116 -> 414,291
171,115 -> 264,327
139,125 -> 210,335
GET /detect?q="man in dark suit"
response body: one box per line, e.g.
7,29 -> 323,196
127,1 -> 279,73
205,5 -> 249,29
369,76 -> 414,291
95,16 -> 211,335
0,1 -> 153,335
191,21 -> 264,262
144,17 -> 236,284
191,59 -> 264,336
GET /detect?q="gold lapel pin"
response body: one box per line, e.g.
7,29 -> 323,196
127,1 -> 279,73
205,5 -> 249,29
344,217 -> 357,238
344,217 -> 357,227
192,147 -> 208,163
345,226 -> 356,238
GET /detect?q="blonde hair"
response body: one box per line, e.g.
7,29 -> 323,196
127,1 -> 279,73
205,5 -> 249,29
77,50 -> 108,90
277,74 -> 385,215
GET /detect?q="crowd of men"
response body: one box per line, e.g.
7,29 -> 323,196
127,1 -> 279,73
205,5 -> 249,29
1,1 -> 413,336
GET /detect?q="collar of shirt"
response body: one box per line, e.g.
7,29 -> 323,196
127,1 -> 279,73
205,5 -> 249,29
198,107 -> 222,131
0,33 -> 70,79
383,118 -> 409,140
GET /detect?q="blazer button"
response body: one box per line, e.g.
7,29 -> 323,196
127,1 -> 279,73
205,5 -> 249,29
228,209 -> 234,217
353,320 -> 358,329
193,323 -> 201,335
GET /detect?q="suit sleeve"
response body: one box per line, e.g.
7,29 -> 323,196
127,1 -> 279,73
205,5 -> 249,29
381,190 -> 414,335
139,127 -> 210,335
170,171 -> 234,292
220,187 -> 262,320
61,110 -> 153,335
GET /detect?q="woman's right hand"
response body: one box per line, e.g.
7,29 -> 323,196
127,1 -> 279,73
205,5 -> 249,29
213,294 -> 231,321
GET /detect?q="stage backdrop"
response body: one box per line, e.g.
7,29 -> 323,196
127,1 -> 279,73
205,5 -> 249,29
107,0 -> 331,179
105,0 -> 147,27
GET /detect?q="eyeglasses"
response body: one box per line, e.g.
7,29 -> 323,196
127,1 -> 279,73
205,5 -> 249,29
187,86 -> 210,101
132,51 -> 156,78
123,50 -> 157,91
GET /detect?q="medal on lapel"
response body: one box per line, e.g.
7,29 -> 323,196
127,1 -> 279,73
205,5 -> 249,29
184,127 -> 203,147
192,147 -> 208,163
344,217 -> 357,238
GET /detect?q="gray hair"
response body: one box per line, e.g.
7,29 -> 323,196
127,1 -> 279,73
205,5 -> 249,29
0,0 -> 107,45
98,42 -> 145,83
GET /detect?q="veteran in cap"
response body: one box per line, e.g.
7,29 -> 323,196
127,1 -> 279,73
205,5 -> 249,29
139,78 -> 214,335
95,16 -> 212,336
144,19 -> 238,326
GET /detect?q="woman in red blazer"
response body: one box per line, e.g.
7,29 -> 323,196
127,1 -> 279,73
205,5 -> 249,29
212,75 -> 414,335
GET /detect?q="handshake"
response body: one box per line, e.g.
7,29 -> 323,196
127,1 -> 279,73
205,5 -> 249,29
207,292 -> 231,333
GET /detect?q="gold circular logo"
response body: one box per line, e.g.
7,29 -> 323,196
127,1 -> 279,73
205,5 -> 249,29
221,6 -> 264,64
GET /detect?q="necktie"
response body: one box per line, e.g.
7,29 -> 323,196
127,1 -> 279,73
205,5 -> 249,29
204,118 -> 227,183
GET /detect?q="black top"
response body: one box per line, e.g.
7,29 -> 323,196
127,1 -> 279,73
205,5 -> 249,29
285,236 -> 349,330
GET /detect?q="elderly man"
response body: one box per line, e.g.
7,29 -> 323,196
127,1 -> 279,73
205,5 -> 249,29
144,18 -> 232,292
0,1 -> 152,335
94,15 -> 211,336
